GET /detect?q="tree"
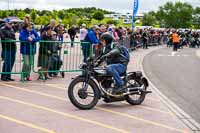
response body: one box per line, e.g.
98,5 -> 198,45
58,10 -> 65,19
17,11 -> 25,19
78,18 -> 89,26
93,11 -> 104,21
24,8 -> 31,14
106,20 -> 118,26
192,7 -> 200,29
30,10 -> 37,23
194,7 -> 200,14
142,12 -> 156,26
1,11 -> 8,18
156,2 -> 193,28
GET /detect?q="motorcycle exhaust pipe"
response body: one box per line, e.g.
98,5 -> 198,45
128,85 -> 145,92
124,90 -> 152,96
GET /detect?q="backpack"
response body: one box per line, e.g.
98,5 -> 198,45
119,46 -> 130,62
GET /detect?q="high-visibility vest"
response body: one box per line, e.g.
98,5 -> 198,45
172,33 -> 180,43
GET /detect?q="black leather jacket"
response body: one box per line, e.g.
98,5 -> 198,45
0,26 -> 16,51
101,43 -> 129,66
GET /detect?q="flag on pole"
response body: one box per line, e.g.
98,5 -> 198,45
132,0 -> 139,30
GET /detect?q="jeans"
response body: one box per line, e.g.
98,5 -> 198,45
22,55 -> 34,78
173,43 -> 179,51
143,40 -> 148,49
81,41 -> 91,62
1,50 -> 16,79
106,64 -> 126,87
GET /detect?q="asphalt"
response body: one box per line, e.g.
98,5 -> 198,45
0,45 -> 193,133
143,47 -> 200,132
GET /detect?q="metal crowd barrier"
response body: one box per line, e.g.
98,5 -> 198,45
0,40 -> 24,79
0,37 -> 166,81
0,40 -> 92,80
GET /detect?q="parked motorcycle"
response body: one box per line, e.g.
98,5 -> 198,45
68,56 -> 152,110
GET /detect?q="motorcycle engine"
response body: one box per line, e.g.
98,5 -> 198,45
101,77 -> 113,89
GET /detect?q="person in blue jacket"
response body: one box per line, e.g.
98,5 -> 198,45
83,25 -> 99,62
19,24 -> 40,81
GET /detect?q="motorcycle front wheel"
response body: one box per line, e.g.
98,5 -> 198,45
68,77 -> 100,110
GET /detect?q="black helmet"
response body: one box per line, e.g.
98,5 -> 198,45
100,32 -> 113,44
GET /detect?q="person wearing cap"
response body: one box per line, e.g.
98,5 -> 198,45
0,18 -> 16,81
80,24 -> 88,62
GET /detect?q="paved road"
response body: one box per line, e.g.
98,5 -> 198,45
0,46 -> 192,133
143,47 -> 200,124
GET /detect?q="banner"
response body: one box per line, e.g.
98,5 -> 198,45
133,0 -> 139,16
132,0 -> 139,30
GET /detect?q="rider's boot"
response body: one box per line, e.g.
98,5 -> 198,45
112,85 -> 127,95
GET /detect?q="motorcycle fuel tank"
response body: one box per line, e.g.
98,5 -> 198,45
94,67 -> 108,75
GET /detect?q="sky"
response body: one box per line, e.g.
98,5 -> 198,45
0,0 -> 199,13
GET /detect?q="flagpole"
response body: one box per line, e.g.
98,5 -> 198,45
131,0 -> 135,31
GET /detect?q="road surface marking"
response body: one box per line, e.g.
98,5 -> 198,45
8,82 -> 171,116
9,82 -> 66,89
96,107 -> 188,133
0,83 -> 66,101
0,83 -> 186,132
0,114 -> 55,133
44,83 -> 174,116
0,96 -> 130,133
196,50 -> 200,59
9,82 -> 162,103
121,102 -> 174,116
158,53 -> 190,57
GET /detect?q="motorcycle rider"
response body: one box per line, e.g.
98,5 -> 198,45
98,32 -> 130,94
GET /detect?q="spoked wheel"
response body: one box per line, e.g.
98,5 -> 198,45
125,75 -> 147,105
68,77 -> 100,110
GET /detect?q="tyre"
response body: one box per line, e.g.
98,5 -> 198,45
125,75 -> 147,105
68,77 -> 100,110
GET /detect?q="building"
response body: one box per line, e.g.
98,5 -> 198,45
104,13 -> 144,19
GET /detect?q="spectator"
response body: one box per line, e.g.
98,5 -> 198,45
68,25 -> 77,47
37,26 -> 52,80
40,19 -> 57,37
112,25 -> 120,42
142,30 -> 148,49
57,24 -> 65,42
80,24 -> 89,62
48,31 -> 63,77
24,15 -> 30,25
84,25 -> 99,59
172,31 -> 180,51
19,24 -> 40,81
0,18 -> 16,81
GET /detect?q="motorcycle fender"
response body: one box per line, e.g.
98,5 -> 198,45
141,77 -> 149,87
127,71 -> 143,79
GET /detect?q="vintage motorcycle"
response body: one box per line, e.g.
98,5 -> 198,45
68,56 -> 152,110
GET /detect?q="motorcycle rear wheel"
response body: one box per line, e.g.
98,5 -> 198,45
125,75 -> 147,105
